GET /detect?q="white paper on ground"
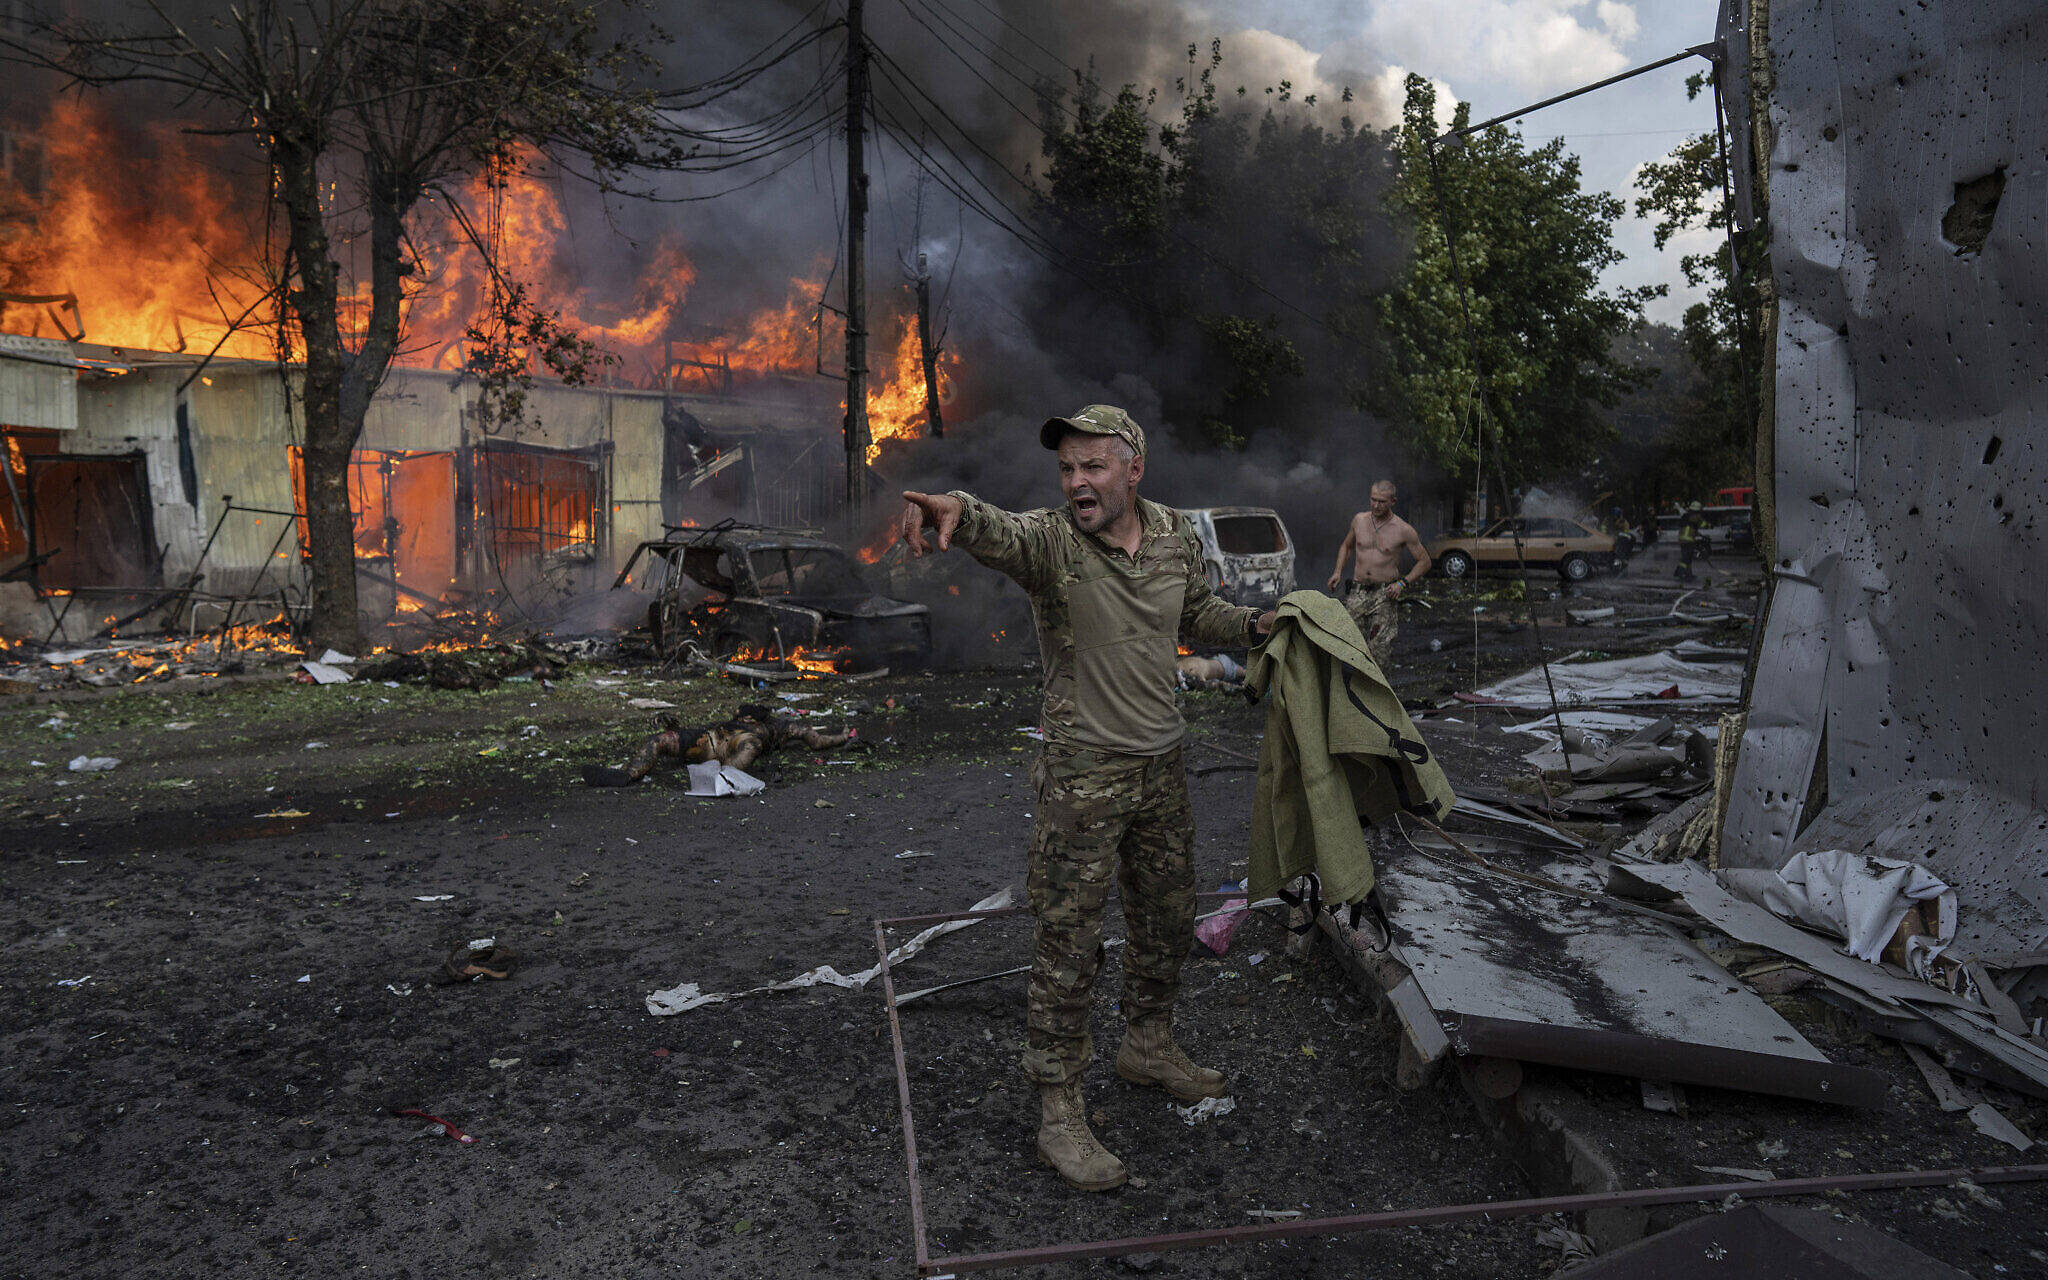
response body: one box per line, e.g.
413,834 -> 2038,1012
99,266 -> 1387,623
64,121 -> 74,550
299,661 -> 352,685
1176,1096 -> 1236,1125
318,649 -> 357,665
685,762 -> 766,797
646,885 -> 1016,1015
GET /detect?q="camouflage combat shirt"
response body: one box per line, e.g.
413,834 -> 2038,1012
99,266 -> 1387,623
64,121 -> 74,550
948,491 -> 1259,755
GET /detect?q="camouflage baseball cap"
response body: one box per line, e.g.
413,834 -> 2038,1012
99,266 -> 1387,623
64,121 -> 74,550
1039,404 -> 1146,458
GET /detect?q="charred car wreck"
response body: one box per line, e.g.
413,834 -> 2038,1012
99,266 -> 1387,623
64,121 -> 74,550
616,521 -> 931,671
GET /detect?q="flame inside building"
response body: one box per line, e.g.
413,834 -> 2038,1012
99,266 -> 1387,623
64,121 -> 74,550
0,98 -> 957,635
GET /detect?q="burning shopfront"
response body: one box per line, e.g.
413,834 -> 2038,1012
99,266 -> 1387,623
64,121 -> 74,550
0,92 -> 952,647
0,336 -> 861,643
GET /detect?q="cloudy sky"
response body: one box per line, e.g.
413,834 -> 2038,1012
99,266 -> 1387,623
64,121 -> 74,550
1169,0 -> 1725,324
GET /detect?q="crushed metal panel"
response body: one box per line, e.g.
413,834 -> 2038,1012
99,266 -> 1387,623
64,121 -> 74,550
1726,2 -> 2048,860
1375,855 -> 1886,1107
1722,568 -> 1828,866
1796,782 -> 2048,962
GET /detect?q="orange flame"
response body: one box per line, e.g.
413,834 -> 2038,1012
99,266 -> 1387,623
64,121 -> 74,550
725,642 -> 852,675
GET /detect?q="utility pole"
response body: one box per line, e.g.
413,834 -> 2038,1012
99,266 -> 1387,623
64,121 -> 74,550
914,252 -> 944,438
842,0 -> 871,508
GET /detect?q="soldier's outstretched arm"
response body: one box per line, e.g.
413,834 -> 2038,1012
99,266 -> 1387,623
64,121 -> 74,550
902,489 -> 1060,593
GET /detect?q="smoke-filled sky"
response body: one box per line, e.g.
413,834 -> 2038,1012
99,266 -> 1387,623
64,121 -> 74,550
626,0 -> 1722,327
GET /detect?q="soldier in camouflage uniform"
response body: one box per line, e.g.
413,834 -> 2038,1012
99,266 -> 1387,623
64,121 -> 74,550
901,405 -> 1271,1191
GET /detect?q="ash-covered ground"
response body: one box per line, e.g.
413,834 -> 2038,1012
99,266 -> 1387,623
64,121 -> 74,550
4,546 -> 2044,1279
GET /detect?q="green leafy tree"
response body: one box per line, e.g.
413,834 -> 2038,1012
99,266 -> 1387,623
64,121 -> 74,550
1031,43 -> 1393,448
1377,74 -> 1653,497
1631,73 -> 1762,490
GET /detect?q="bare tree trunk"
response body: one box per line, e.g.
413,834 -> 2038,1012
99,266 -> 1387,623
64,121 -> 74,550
275,138 -> 361,654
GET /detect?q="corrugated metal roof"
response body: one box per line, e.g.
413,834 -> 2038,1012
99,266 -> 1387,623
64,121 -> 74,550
0,334 -> 80,430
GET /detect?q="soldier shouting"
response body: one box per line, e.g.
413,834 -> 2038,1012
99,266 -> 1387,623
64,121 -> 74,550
901,405 -> 1273,1191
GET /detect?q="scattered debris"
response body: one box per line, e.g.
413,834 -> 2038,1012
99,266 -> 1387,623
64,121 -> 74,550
1695,1166 -> 1775,1183
687,763 -> 765,797
1175,1096 -> 1237,1125
66,756 -> 119,772
647,886 -> 1016,1015
1463,647 -> 1744,709
392,1108 -> 474,1144
438,944 -> 516,984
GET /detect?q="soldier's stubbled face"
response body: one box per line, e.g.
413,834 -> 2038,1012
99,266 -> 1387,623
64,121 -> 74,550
1056,433 -> 1142,534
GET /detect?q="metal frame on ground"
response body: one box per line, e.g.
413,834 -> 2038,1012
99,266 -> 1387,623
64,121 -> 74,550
871,902 -> 2048,1277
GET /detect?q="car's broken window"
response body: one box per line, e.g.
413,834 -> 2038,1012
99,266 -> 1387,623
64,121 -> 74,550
749,546 -> 868,597
1213,515 -> 1285,555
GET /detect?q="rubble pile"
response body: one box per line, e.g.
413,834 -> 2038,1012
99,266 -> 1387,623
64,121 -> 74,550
0,634 -> 304,693
355,640 -> 575,691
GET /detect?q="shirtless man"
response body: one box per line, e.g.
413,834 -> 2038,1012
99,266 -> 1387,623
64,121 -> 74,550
1326,480 -> 1431,670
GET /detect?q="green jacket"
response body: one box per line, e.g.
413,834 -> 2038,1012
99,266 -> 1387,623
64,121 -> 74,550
949,491 -> 1258,754
1246,591 -> 1456,907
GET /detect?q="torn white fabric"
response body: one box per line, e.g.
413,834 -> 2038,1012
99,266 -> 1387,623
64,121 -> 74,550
1735,849 -> 1956,963
646,885 -> 1016,1015
1471,650 -> 1744,707
685,762 -> 765,797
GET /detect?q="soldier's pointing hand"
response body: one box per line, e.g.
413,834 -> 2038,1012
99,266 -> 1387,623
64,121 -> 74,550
901,490 -> 963,556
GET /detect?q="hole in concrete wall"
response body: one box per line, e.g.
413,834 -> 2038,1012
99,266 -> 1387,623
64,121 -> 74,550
1942,167 -> 2006,256
1983,435 -> 2003,465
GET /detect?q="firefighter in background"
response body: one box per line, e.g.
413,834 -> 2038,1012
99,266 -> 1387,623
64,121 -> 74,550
1675,501 -> 1706,581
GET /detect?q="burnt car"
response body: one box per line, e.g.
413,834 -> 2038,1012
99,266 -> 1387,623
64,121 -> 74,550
1181,506 -> 1296,609
614,521 -> 931,670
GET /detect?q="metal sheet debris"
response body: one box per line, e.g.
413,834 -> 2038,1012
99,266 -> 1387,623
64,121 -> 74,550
1620,861 -> 1981,1013
1724,1 -> 2048,889
1374,852 -> 1886,1106
1468,649 -> 1744,709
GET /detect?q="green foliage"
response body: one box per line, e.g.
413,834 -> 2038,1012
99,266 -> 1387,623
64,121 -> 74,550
1629,73 -> 1763,489
1376,75 -> 1653,489
1031,42 -> 1392,445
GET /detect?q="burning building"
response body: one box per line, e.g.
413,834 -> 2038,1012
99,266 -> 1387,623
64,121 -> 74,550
0,333 -> 882,640
0,100 -> 952,643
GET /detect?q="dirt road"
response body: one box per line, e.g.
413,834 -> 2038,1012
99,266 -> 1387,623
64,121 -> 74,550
5,564 -> 2042,1279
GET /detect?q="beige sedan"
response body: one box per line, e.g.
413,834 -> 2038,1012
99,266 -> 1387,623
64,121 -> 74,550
1429,516 -> 1617,582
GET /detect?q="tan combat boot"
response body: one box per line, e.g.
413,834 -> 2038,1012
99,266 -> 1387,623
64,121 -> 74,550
1036,1082 -> 1128,1191
1116,1021 -> 1227,1102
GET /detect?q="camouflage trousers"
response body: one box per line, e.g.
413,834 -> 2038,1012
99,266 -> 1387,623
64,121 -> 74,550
1345,581 -> 1400,670
1023,743 -> 1195,1085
